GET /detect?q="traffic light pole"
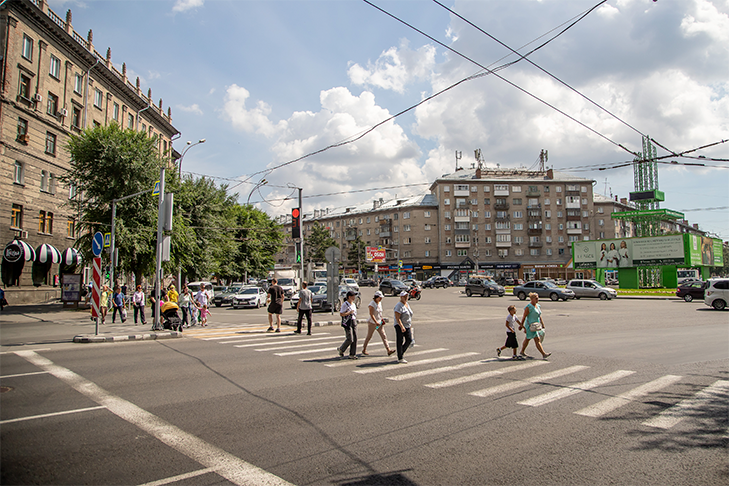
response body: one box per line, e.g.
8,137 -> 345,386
153,167 -> 165,330
298,187 -> 304,286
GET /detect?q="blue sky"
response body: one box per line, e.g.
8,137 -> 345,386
50,0 -> 728,239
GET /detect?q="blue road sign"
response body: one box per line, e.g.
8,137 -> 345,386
92,232 -> 104,257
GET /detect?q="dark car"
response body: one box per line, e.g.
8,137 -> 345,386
423,276 -> 451,289
465,278 -> 505,297
213,286 -> 243,307
379,279 -> 410,296
358,278 -> 377,287
512,281 -> 575,301
310,285 -> 360,312
676,281 -> 706,302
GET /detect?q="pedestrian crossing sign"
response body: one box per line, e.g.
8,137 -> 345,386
152,180 -> 161,196
103,233 -> 111,248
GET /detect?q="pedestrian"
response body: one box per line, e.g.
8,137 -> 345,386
361,291 -> 395,356
167,284 -> 179,303
178,285 -> 193,328
0,287 -> 7,311
338,290 -> 359,359
266,278 -> 284,332
132,285 -> 146,325
100,285 -> 110,324
496,305 -> 520,359
295,281 -> 313,335
194,286 -> 209,327
393,291 -> 414,363
111,286 -> 126,323
519,293 -> 551,359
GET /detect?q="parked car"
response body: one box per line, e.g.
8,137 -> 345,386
341,278 -> 359,291
423,276 -> 451,289
379,279 -> 410,296
358,278 -> 377,287
231,287 -> 267,309
465,278 -> 505,297
276,278 -> 297,300
213,286 -> 244,307
704,278 -> 729,310
566,279 -> 617,300
676,281 -> 707,302
310,285 -> 360,312
290,285 -> 325,309
513,281 -> 575,301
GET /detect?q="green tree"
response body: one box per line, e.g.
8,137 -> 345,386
305,222 -> 338,263
347,237 -> 367,272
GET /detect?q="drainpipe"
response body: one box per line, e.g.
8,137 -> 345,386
82,57 -> 101,129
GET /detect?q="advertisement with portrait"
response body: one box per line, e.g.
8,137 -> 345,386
573,235 -> 685,269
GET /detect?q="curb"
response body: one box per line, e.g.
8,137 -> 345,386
73,331 -> 183,343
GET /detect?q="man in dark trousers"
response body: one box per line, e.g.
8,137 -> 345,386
266,278 -> 285,332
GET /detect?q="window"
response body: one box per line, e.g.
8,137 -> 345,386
455,234 -> 470,243
556,198 -> 562,205
72,107 -> 81,128
49,54 -> 61,79
582,186 -> 588,193
67,218 -> 76,238
472,224 -> 478,231
456,209 -> 469,218
14,161 -> 24,184
444,211 -> 451,219
514,223 -> 523,230
531,249 -> 540,256
443,198 -> 450,206
17,118 -> 28,141
557,211 -> 563,218
68,182 -> 77,199
39,210 -> 53,234
484,223 -> 491,230
545,223 -> 551,230
512,186 -> 522,193
335,221 -> 340,227
546,236 -> 552,243
403,237 -> 412,244
559,223 -> 564,230
582,198 -> 588,205
498,249 -> 509,257
455,184 -> 469,192
113,102 -> 120,122
556,186 -> 562,193
559,248 -> 565,255
513,198 -> 522,205
446,250 -> 452,257
495,184 -> 508,193
558,236 -> 565,243
74,73 -> 83,94
19,73 -> 31,99
544,185 -> 550,193
546,249 -> 553,256
375,216 -> 379,222
45,132 -> 56,155
515,249 -> 524,256
484,211 -> 491,219
444,224 -> 451,231
514,236 -> 524,244
366,217 -> 370,223
366,229 -> 370,235
513,211 -> 523,219
424,237 -> 431,244
583,223 -> 590,230
127,113 -> 134,129
11,204 -> 23,229
496,234 -> 511,242
424,224 -> 432,231
22,35 -> 33,61
40,170 -> 48,192
485,236 -> 492,244
471,186 -> 477,192
470,198 -> 478,205
599,231 -> 605,238
92,89 -> 102,108
597,207 -> 604,214
403,225 -> 411,232
424,211 -> 431,218
47,92 -> 58,116
472,211 -> 478,218
425,250 -> 430,257
496,221 -> 510,230
484,198 -> 490,205
443,185 -> 450,193
457,249 -> 468,256
582,211 -> 589,218
455,222 -> 469,230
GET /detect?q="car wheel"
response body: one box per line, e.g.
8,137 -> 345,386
517,292 -> 526,301
550,293 -> 559,301
683,294 -> 693,302
466,289 -> 472,297
574,296 -> 580,299
486,290 -> 491,297
599,292 -> 608,300
215,302 -> 222,307
712,299 -> 726,310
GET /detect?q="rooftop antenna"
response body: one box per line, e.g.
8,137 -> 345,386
603,178 -> 609,196
474,148 -> 485,170
455,151 -> 462,171
539,149 -> 548,172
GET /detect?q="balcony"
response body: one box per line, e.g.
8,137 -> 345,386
379,230 -> 391,237
527,227 -> 543,235
455,242 -> 471,248
345,230 -> 357,241
566,190 -> 580,197
527,204 -> 541,210
526,189 -> 540,196
529,241 -> 543,248
455,201 -> 470,209
566,212 -> 581,221
494,202 -> 510,210
453,189 -> 469,197
528,212 -> 542,221
495,214 -> 510,222
566,227 -> 582,235
495,241 -> 512,248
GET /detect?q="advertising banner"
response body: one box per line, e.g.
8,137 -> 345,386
685,235 -> 723,267
365,246 -> 386,263
573,235 -> 685,269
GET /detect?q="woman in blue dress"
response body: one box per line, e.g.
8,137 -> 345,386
519,293 -> 551,359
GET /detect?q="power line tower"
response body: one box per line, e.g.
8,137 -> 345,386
538,149 -> 548,172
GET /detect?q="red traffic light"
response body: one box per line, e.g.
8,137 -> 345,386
292,208 -> 301,239
292,208 -> 300,218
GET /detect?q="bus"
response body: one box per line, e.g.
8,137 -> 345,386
677,268 -> 700,284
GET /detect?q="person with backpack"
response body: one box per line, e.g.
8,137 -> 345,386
111,286 -> 126,323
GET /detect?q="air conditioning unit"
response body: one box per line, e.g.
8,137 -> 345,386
59,108 -> 68,117
20,230 -> 29,238
33,93 -> 42,102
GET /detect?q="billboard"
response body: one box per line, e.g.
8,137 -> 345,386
686,235 -> 724,267
365,246 -> 386,263
572,235 -> 685,269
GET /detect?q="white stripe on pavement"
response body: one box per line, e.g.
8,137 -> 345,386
469,365 -> 589,398
233,335 -> 332,347
275,346 -> 344,357
387,358 -> 499,381
137,467 -> 216,486
575,374 -> 683,418
1,371 -> 50,379
14,351 -> 293,486
518,370 -> 636,407
426,360 -> 549,389
642,379 -> 729,429
0,406 -> 106,425
353,352 -> 479,375
255,338 -> 342,352
322,348 -> 446,367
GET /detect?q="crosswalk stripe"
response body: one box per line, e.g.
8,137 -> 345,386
275,346 -> 345,357
322,348 -> 447,367
642,379 -> 729,429
425,360 -> 549,389
575,374 -> 683,418
353,352 -> 479,375
225,332 -> 330,344
469,365 -> 589,398
255,338 -> 342,352
232,335 -> 335,348
387,358 -> 499,381
518,370 -> 636,407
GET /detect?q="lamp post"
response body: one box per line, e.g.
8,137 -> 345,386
177,138 -> 206,177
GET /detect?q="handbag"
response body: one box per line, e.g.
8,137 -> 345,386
121,307 -> 127,320
529,321 -> 542,332
341,314 -> 353,329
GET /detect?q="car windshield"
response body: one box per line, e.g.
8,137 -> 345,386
278,278 -> 294,285
241,288 -> 259,295
227,287 -> 242,294
309,285 -> 326,295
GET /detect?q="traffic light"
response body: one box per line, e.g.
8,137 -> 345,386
104,266 -> 111,279
291,208 -> 301,239
296,244 -> 302,263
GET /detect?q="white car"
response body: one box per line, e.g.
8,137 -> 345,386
232,287 -> 267,309
341,278 -> 359,291
704,278 -> 729,310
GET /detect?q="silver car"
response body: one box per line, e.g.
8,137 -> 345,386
512,281 -> 575,301
566,279 -> 617,300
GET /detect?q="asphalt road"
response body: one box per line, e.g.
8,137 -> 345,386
1,288 -> 727,485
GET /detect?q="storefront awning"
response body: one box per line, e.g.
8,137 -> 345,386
3,239 -> 35,263
35,243 -> 62,264
60,247 -> 82,266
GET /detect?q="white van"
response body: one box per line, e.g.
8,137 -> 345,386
187,281 -> 214,299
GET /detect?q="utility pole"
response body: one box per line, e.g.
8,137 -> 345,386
153,167 -> 165,330
298,187 -> 304,287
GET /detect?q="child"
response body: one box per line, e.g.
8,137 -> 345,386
199,305 -> 210,327
496,305 -> 521,359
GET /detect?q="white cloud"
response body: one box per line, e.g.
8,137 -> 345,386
681,0 -> 729,43
172,0 -> 204,13
177,103 -> 203,115
222,84 -> 286,138
347,40 -> 436,93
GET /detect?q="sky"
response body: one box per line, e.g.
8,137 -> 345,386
48,0 -> 729,239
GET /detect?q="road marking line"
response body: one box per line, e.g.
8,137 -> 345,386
231,334 -> 331,346
642,379 -> 729,429
0,405 -> 106,425
426,360 -> 549,389
14,351 -> 293,486
387,358 -> 499,381
255,338 -> 342,352
137,467 -> 216,486
1,371 -> 50,379
575,375 -> 683,418
275,346 -> 345,357
322,348 -> 445,367
518,370 -> 636,407
469,365 -> 589,397
0,348 -> 51,355
354,352 -> 479,375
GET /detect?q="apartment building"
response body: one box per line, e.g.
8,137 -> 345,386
1,0 -> 179,301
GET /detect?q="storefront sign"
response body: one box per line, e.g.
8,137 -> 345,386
365,246 -> 386,263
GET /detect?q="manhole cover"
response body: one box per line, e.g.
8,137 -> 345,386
0,386 -> 13,393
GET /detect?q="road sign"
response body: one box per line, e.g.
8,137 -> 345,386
152,180 -> 161,196
103,233 -> 111,248
325,246 -> 341,264
92,232 -> 104,257
91,257 -> 101,318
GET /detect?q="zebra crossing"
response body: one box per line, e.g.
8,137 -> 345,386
184,326 -> 728,430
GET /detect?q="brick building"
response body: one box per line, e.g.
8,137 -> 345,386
1,0 -> 178,302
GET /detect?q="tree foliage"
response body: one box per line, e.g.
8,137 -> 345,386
347,237 -> 367,270
305,222 -> 338,263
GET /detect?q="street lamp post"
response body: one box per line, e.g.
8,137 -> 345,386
177,138 -> 206,177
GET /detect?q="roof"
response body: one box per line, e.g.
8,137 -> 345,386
430,168 -> 594,185
303,193 -> 438,222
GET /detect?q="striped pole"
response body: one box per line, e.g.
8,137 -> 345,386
92,257 -> 102,335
